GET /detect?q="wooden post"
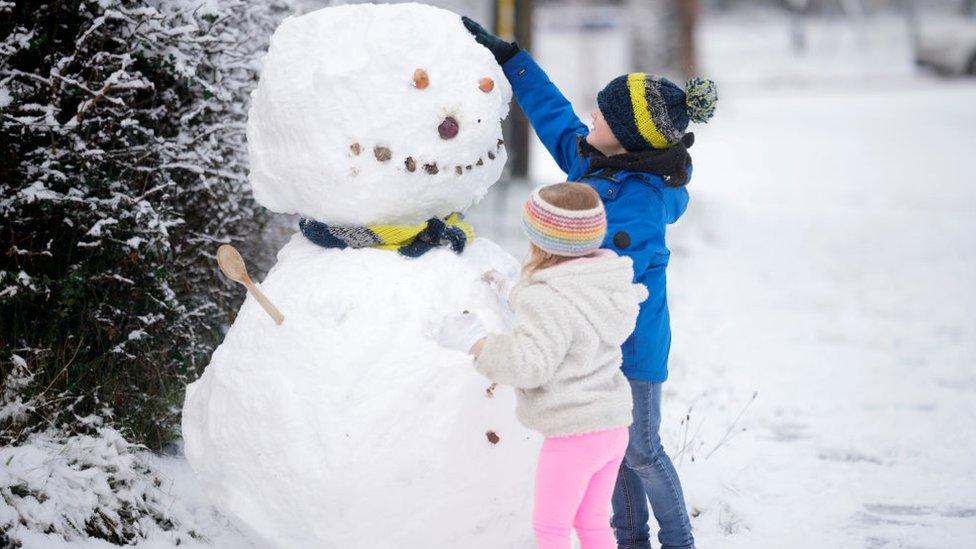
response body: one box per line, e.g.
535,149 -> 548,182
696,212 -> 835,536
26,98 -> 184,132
496,0 -> 532,179
676,0 -> 700,79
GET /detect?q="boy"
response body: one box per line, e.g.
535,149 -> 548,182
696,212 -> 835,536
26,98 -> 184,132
464,16 -> 716,549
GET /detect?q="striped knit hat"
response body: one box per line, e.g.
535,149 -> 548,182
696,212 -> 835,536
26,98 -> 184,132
521,185 -> 607,257
597,73 -> 718,152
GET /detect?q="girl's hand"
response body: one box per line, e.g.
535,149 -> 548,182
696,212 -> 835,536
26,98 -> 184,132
435,312 -> 488,355
482,269 -> 516,303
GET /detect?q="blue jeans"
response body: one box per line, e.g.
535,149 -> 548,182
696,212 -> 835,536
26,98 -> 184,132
611,381 -> 695,549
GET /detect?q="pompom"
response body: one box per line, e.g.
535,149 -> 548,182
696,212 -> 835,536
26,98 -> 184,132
685,77 -> 717,124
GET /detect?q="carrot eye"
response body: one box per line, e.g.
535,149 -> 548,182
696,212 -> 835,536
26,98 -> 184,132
479,77 -> 494,92
413,69 -> 429,89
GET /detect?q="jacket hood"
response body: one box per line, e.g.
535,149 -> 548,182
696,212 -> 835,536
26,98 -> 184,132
525,251 -> 649,345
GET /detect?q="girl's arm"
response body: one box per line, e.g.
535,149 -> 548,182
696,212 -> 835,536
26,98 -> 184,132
473,284 -> 573,390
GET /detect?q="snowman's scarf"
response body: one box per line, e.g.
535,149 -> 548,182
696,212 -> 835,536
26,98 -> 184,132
298,213 -> 474,258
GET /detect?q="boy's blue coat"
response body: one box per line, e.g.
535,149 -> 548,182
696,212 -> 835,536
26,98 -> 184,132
503,50 -> 689,382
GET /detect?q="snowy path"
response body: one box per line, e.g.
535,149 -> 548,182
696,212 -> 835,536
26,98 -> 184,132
662,81 -> 976,547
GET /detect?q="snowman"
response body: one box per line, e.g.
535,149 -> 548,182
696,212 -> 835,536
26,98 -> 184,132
181,4 -> 540,548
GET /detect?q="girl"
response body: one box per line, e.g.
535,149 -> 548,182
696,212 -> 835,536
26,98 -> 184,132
436,182 -> 648,549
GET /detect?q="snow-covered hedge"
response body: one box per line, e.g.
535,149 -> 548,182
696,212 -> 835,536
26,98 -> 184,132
0,358 -> 246,547
0,0 -> 291,449
1,427 -> 195,545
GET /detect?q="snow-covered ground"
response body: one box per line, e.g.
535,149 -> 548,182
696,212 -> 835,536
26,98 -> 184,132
658,17 -> 976,545
666,80 -> 976,547
1,436 -> 255,549
6,7 -> 975,549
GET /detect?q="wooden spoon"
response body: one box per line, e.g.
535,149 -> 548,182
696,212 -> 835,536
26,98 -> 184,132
216,244 -> 284,325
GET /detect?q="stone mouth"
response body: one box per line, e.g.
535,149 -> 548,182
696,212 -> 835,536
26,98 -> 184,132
347,139 -> 505,177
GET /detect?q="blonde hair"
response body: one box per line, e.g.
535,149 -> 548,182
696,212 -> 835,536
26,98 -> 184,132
521,183 -> 602,278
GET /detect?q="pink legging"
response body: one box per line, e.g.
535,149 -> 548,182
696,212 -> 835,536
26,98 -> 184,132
533,427 -> 629,549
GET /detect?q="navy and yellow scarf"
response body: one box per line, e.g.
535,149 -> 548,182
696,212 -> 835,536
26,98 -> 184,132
299,213 -> 474,258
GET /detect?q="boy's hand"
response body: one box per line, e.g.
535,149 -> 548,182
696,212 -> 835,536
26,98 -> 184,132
461,16 -> 519,64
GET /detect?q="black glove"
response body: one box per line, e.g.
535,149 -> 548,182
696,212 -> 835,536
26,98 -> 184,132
461,16 -> 520,65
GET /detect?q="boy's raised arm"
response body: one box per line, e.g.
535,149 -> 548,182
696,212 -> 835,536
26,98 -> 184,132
462,16 -> 588,176
501,51 -> 589,176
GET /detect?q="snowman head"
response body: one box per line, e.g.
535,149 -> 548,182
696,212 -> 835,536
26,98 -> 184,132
246,3 -> 512,226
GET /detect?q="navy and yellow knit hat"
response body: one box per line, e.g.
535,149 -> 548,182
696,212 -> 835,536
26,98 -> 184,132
597,74 -> 717,152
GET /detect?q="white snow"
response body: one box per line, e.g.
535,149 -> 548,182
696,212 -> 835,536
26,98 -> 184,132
665,80 -> 976,549
1,433 -> 254,549
17,181 -> 62,203
246,3 -> 513,226
85,217 -> 117,238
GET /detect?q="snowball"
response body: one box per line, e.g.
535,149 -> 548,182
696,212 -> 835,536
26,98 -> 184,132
246,3 -> 513,226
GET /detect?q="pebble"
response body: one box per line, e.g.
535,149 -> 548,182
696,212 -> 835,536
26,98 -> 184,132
413,68 -> 429,89
374,146 -> 392,161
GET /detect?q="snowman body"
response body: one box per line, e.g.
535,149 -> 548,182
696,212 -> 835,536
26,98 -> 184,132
182,4 -> 539,548
182,236 -> 537,548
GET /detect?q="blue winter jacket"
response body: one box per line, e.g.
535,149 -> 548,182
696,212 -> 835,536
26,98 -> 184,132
502,50 -> 689,382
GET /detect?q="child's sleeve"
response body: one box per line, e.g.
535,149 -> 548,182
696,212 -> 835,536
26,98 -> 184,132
502,50 -> 589,176
474,284 -> 572,390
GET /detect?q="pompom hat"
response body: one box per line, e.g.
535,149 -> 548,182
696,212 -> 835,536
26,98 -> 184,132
521,186 -> 607,257
597,73 -> 718,152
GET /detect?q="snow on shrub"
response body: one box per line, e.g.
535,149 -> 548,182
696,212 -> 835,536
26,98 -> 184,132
0,358 -> 239,547
0,427 -> 198,545
0,0 -> 292,448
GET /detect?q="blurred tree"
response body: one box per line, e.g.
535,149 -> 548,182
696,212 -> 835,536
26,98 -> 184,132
628,0 -> 699,78
677,0 -> 701,78
786,0 -> 810,53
